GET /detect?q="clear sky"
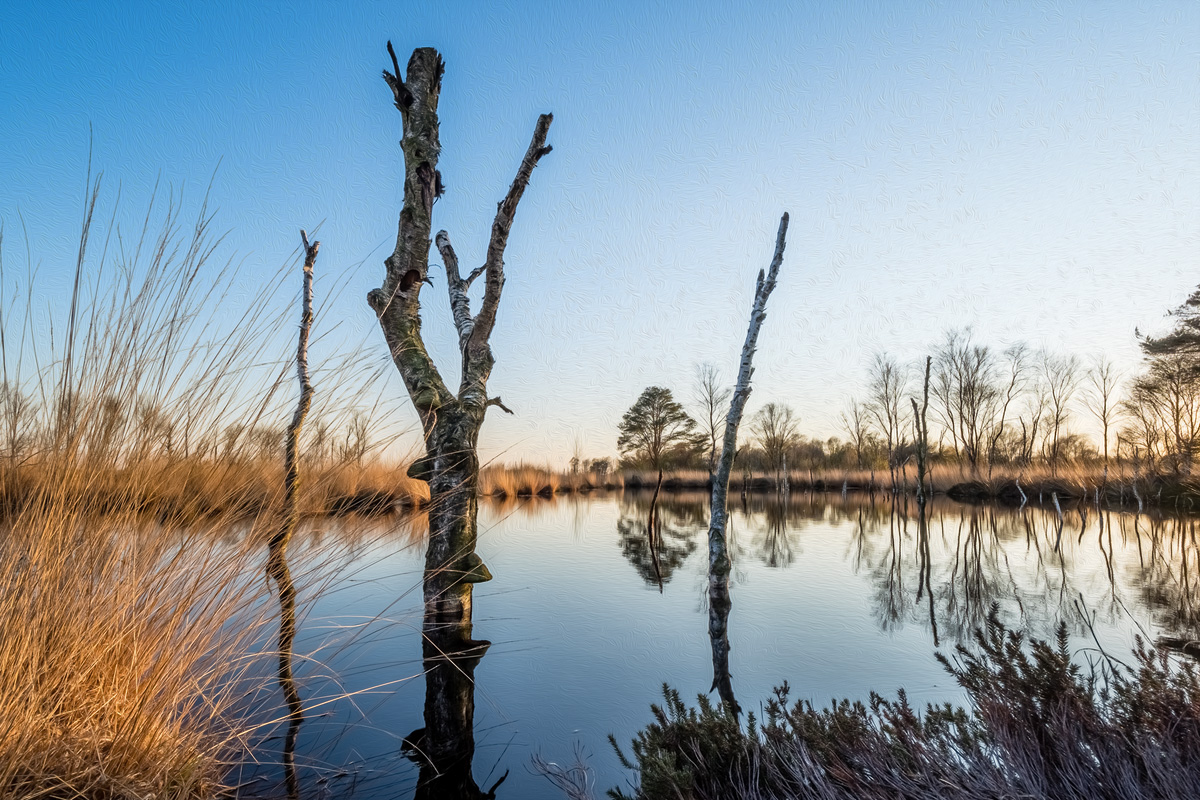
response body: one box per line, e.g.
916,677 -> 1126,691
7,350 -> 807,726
1,1 -> 1197,464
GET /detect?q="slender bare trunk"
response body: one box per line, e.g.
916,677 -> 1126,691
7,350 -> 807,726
707,213 -> 789,713
269,230 -> 318,559
269,230 -> 317,800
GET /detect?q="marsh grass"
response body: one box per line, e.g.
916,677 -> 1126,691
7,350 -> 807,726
612,608 -> 1200,800
0,498 -> 272,800
616,463 -> 1195,509
480,463 -> 564,498
0,171 -> 425,798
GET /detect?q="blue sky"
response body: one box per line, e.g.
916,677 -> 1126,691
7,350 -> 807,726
1,1 -> 1198,463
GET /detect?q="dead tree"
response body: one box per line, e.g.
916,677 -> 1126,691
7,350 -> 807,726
269,230 -> 316,800
911,355 -> 931,506
707,213 -> 789,713
269,230 -> 319,561
368,44 -> 552,618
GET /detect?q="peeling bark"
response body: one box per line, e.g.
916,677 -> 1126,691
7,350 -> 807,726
368,44 -> 552,620
707,213 -> 789,713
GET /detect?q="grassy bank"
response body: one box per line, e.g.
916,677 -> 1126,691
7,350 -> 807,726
614,463 -> 1200,510
0,456 -> 430,522
612,610 -> 1200,800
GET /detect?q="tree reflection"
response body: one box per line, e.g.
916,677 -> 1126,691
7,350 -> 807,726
402,599 -> 507,799
606,489 -> 1200,654
616,496 -> 699,587
267,548 -> 303,800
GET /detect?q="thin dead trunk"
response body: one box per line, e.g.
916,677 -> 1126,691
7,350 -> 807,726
269,230 -> 318,559
648,470 -> 664,592
911,355 -> 931,506
707,213 -> 789,713
269,229 -> 317,800
369,44 -> 552,619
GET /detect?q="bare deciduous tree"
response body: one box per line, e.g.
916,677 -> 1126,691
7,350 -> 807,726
1041,351 -> 1082,475
866,353 -> 909,490
1085,356 -> 1122,479
753,402 -> 800,491
694,363 -> 731,481
840,398 -> 872,471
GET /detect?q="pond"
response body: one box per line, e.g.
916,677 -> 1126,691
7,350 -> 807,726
236,491 -> 1200,799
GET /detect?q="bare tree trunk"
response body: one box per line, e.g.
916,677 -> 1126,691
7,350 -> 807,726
269,230 -> 318,560
911,355 -> 931,507
269,230 -> 317,800
707,213 -> 789,713
368,45 -> 552,621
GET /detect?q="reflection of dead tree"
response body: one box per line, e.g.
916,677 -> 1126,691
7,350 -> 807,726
647,487 -> 664,592
403,607 -> 506,800
915,503 -> 939,646
272,552 -> 303,800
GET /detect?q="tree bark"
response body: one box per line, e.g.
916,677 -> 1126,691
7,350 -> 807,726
707,213 -> 789,713
368,44 -> 552,619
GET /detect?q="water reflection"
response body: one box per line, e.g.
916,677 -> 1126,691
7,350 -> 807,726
707,511 -> 739,714
616,496 -> 700,588
240,493 -> 1200,799
267,549 -> 303,800
402,600 -> 506,799
617,490 -> 1200,644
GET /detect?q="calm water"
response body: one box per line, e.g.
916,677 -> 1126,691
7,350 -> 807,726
237,492 -> 1200,799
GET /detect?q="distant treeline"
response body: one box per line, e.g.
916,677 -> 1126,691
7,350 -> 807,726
605,284 -> 1200,490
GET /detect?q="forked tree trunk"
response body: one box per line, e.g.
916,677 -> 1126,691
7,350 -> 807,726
707,213 -> 789,713
368,45 -> 552,621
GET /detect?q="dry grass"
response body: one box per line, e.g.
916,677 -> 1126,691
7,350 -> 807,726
0,174 -> 414,797
617,462 -> 1190,508
480,463 -> 564,498
0,456 -> 428,521
0,482 -> 273,799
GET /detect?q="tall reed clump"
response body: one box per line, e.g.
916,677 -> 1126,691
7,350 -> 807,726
0,500 -> 270,799
0,171 -> 390,797
480,463 -> 562,498
612,607 -> 1200,800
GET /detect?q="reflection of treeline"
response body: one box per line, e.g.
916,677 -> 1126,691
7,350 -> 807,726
609,491 -> 1200,645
